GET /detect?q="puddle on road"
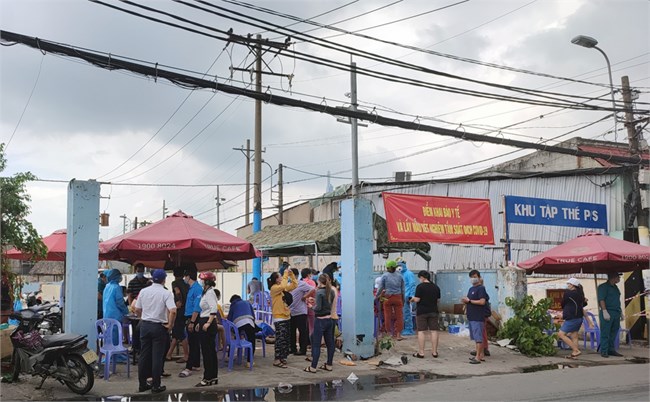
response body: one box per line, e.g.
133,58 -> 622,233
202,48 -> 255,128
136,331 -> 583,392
627,356 -> 649,364
521,363 -> 586,373
63,372 -> 454,401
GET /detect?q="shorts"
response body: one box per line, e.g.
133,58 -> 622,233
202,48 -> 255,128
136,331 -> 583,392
416,313 -> 439,331
469,321 -> 485,343
560,318 -> 583,333
171,318 -> 186,340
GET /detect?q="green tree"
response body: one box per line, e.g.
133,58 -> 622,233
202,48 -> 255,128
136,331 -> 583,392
1,143 -> 46,310
497,295 -> 557,357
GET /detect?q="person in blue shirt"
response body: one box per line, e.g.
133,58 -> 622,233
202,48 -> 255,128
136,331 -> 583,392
375,260 -> 405,341
179,262 -> 203,378
461,269 -> 489,364
97,271 -> 108,319
103,269 -> 129,343
398,260 -> 417,336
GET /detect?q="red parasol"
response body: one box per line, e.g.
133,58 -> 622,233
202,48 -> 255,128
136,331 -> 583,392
518,231 -> 650,274
99,211 -> 257,266
5,229 -> 68,261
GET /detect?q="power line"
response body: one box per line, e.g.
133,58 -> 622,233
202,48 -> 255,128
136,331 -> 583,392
303,0 -> 467,39
5,53 -> 45,151
221,0 -> 622,90
101,0 -> 633,111
263,0 -> 362,37
15,178 -> 247,187
2,30 -> 646,168
174,0 -> 624,108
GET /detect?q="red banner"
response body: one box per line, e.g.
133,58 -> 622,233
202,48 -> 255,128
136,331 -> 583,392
383,192 -> 494,244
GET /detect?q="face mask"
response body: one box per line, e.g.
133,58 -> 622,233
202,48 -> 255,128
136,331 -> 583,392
198,280 -> 205,287
136,272 -> 144,279
470,278 -> 479,285
183,277 -> 190,284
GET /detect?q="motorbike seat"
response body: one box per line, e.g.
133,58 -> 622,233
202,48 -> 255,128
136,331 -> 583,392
27,303 -> 53,313
42,333 -> 85,348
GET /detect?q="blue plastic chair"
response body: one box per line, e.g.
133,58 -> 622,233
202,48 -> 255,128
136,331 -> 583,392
221,319 -> 254,371
582,312 -> 600,350
96,318 -> 130,380
614,327 -> 632,350
252,291 -> 272,325
254,329 -> 267,357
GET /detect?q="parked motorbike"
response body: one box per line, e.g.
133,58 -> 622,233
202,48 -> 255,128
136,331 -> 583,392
9,308 -> 97,394
26,302 -> 63,335
23,290 -> 42,307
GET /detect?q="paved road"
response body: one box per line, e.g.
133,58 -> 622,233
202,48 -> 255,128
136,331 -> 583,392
363,364 -> 649,401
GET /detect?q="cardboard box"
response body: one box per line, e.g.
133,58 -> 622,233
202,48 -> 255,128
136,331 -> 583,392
0,326 -> 16,359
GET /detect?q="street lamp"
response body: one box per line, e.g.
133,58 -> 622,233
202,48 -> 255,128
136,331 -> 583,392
571,35 -> 618,139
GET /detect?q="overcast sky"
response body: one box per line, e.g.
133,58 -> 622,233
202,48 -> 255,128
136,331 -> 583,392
1,0 -> 648,241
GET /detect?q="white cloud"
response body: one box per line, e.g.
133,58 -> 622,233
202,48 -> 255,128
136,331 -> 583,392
1,0 -> 648,238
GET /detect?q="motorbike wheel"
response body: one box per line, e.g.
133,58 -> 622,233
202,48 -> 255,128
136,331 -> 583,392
62,354 -> 94,395
11,350 -> 20,382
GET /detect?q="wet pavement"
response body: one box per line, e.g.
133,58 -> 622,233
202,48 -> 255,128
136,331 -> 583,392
62,372 -> 458,401
3,331 -> 648,402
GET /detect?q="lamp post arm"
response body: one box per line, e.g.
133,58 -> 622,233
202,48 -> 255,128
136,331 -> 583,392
593,45 -> 618,136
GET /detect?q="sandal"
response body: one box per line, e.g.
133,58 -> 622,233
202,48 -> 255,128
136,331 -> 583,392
412,352 -> 425,359
432,353 -> 439,358
303,366 -> 317,373
273,361 -> 288,368
195,378 -> 218,387
161,372 -> 171,377
176,358 -> 187,364
179,369 -> 192,378
570,351 -> 582,358
319,364 -> 333,371
305,356 -> 312,362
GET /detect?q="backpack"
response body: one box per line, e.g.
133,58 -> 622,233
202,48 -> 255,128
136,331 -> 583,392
282,290 -> 293,307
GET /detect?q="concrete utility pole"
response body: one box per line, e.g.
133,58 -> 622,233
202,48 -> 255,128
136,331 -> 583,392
340,59 -> 374,358
162,200 -> 168,220
278,163 -> 283,225
119,214 -> 128,234
228,32 -> 291,281
350,61 -> 359,197
233,140 -> 262,226
133,216 -> 138,230
622,76 -> 648,230
215,185 -> 226,229
65,180 -> 100,345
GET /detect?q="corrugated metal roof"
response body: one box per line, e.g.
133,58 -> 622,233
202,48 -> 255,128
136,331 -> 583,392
360,172 -> 624,270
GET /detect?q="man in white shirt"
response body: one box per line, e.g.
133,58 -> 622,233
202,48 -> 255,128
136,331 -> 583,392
134,269 -> 176,394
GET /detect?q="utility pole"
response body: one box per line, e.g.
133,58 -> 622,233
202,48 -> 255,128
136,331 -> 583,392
228,32 -> 291,281
350,61 -> 359,197
119,214 -> 128,234
133,217 -> 138,230
233,139 -> 263,226
622,75 -> 649,343
335,60 -> 367,195
622,76 -> 648,230
162,200 -> 168,220
278,163 -> 283,225
215,185 -> 226,229
253,34 -> 263,240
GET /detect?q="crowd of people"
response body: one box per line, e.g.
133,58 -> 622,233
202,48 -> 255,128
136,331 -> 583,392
94,257 -> 620,394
